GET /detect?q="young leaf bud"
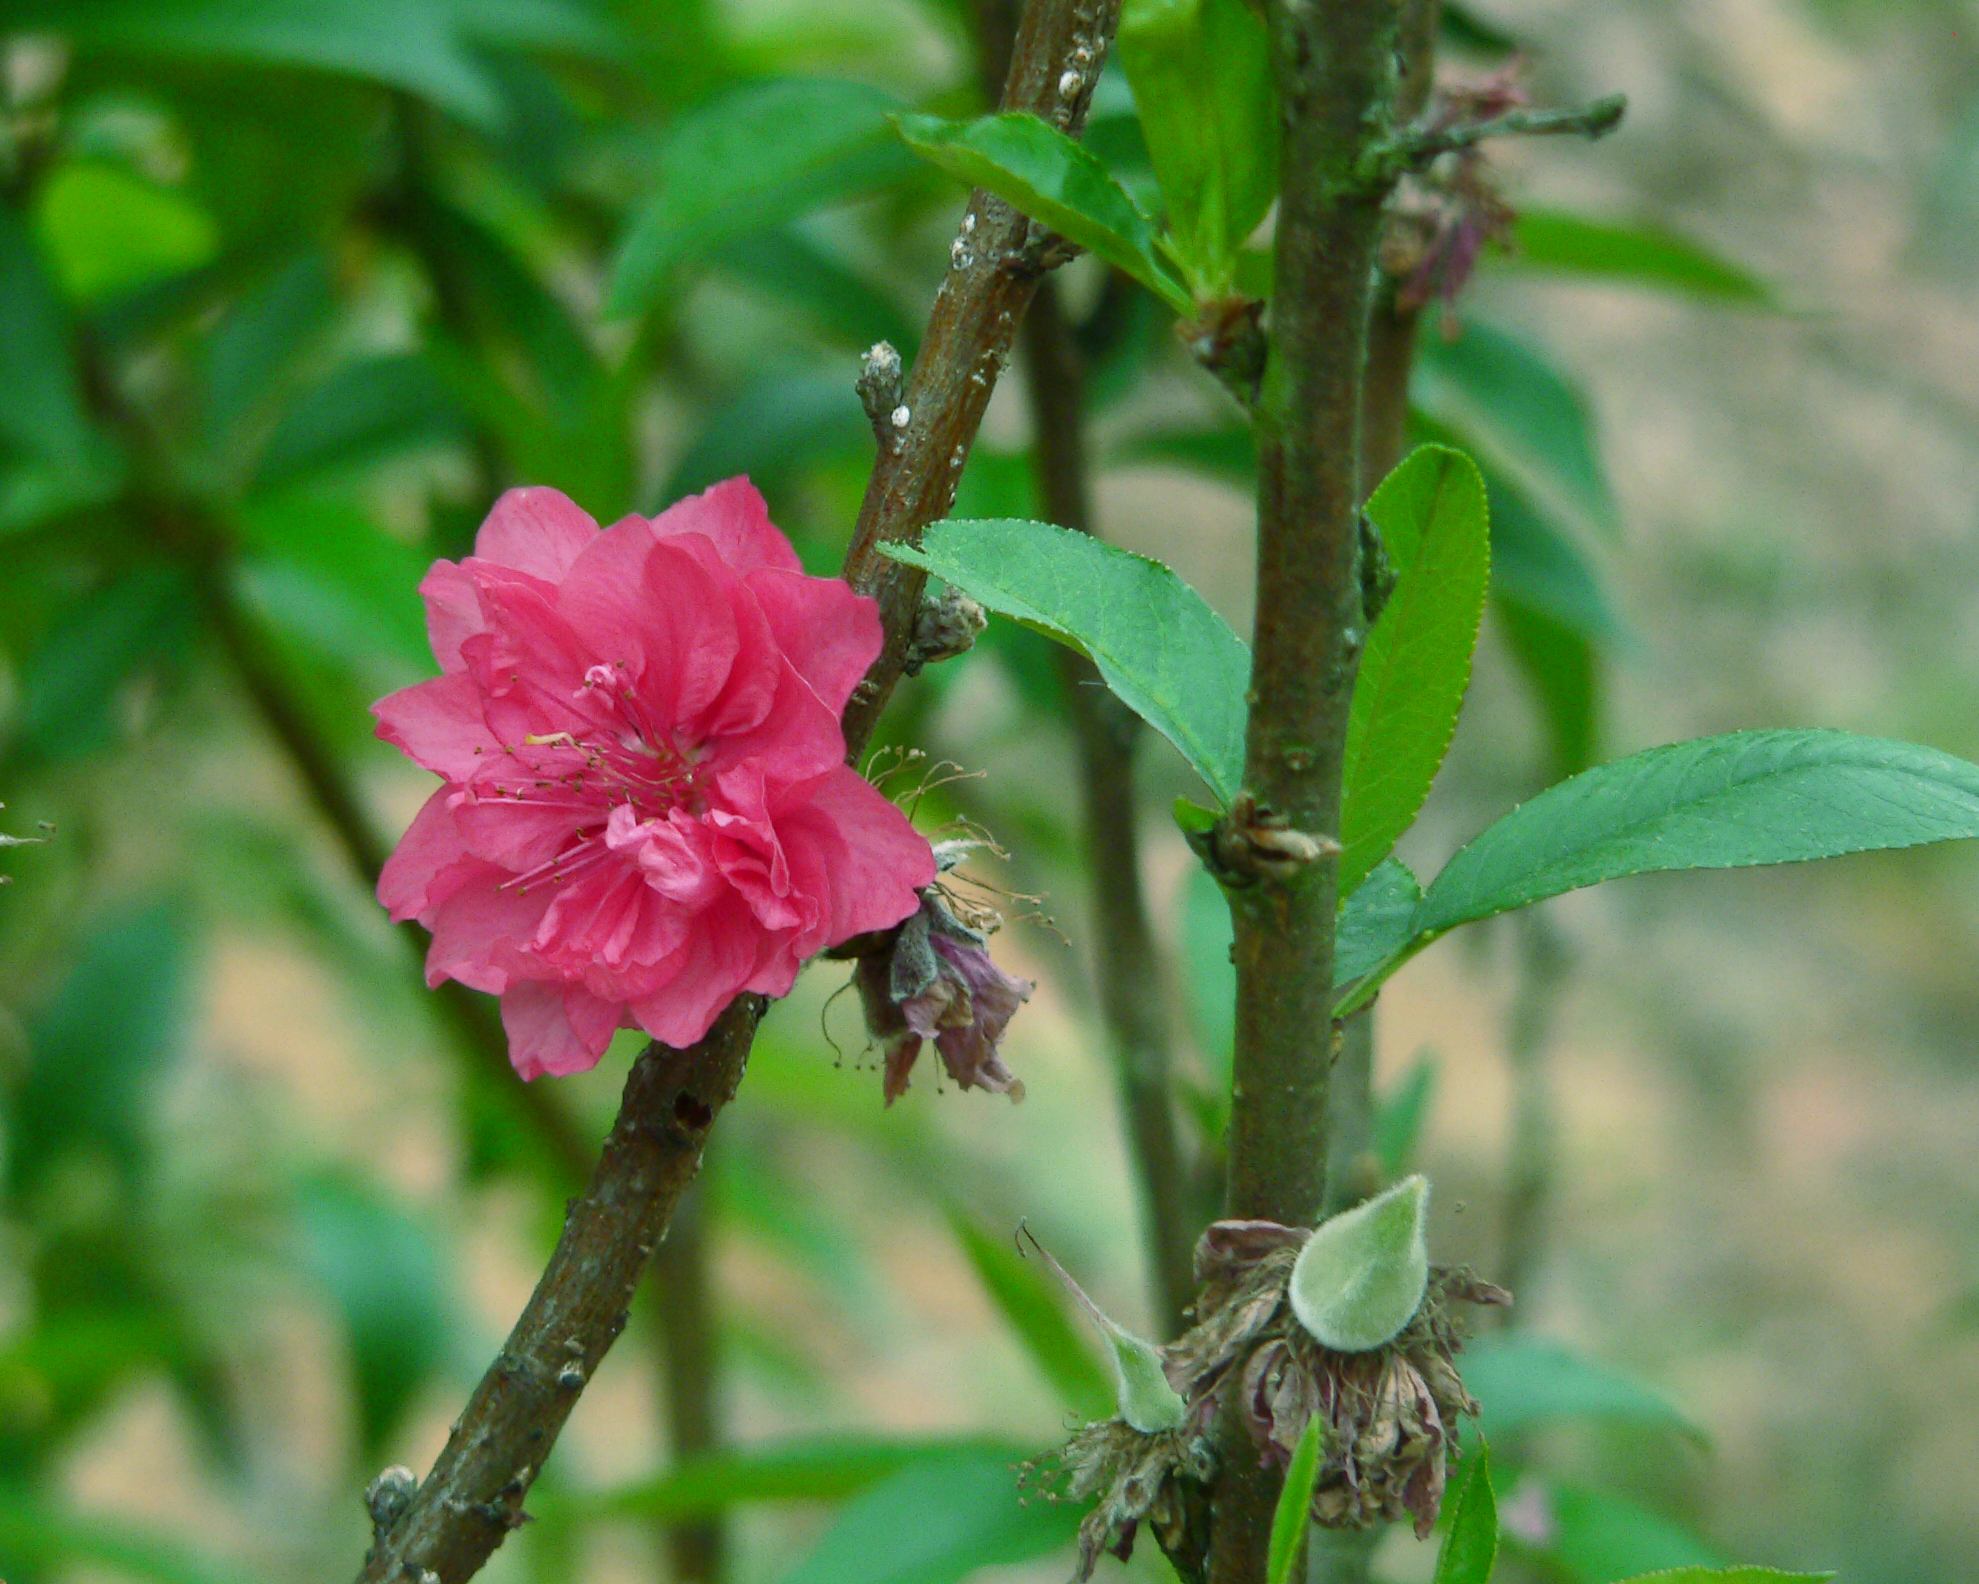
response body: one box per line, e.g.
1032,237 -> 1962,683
1288,1175 -> 1431,1352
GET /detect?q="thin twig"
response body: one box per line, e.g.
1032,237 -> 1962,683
1207,0 -> 1405,1578
1389,92 -> 1626,169
355,1 -> 1123,1576
1019,276 -> 1196,1336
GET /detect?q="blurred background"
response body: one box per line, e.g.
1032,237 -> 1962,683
2,0 -> 1977,1582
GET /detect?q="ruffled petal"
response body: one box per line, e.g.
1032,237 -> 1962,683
373,671 -> 502,781
378,786 -> 476,923
780,764 -> 935,945
475,486 -> 600,581
743,567 -> 883,715
646,476 -> 803,574
425,871 -> 555,994
502,980 -> 622,1080
627,895 -> 761,1047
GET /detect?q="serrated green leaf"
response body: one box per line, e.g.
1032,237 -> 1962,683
1434,1444 -> 1498,1584
780,1447 -> 1081,1584
1414,319 -> 1616,545
1333,857 -> 1422,998
1340,446 -> 1491,895
33,163 -> 218,303
880,518 -> 1249,803
1266,1413 -> 1323,1584
892,112 -> 1192,312
610,79 -> 916,315
947,1211 -> 1113,1422
1502,211 -> 1771,303
1463,1338 -> 1707,1446
1117,0 -> 1277,291
1417,730 -> 1979,941
1288,1175 -> 1430,1352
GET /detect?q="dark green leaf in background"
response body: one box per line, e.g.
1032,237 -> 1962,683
296,1173 -> 449,1457
561,1436 -> 1036,1524
1496,598 -> 1600,781
892,113 -> 1192,312
1340,445 -> 1491,895
1464,1337 -> 1707,1446
1372,1052 -> 1437,1178
26,0 -> 607,129
1607,1572 -> 1832,1584
779,1447 -> 1080,1584
611,80 -> 918,315
14,566 -> 199,763
11,903 -> 191,1203
0,1491 -> 270,1584
1414,319 -> 1617,545
664,368 -> 872,502
0,207 -> 106,475
1509,1482 -> 1723,1584
252,354 -> 468,491
1501,211 -> 1771,304
882,517 -> 1250,802
946,1210 -> 1113,1422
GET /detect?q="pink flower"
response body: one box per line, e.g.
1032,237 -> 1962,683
374,479 -> 937,1080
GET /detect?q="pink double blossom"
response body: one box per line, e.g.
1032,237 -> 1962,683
374,480 -> 935,1079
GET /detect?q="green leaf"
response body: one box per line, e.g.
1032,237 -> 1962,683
714,227 -> 920,357
1511,1482 -> 1722,1584
296,1173 -> 449,1458
892,112 -> 1192,313
1417,730 -> 1979,942
253,353 -> 467,489
1182,863 -> 1236,1099
0,1491 -> 270,1584
34,0 -> 516,127
1340,446 -> 1492,895
1414,319 -> 1617,545
1117,0 -> 1277,291
1017,1229 -> 1185,1432
1266,1413 -> 1323,1584
609,79 -> 917,314
1497,599 -> 1599,781
1608,1572 -> 1832,1584
1372,1052 -> 1436,1178
14,567 -> 198,763
1333,857 -> 1423,999
33,163 -> 218,303
1115,421 -> 1254,484
1484,467 -> 1620,645
1434,1444 -> 1498,1584
946,1211 -> 1112,1422
1288,1175 -> 1430,1352
12,903 -> 191,1202
233,493 -> 434,687
664,368 -> 871,500
780,1447 -> 1081,1584
561,1436 -> 1035,1523
1502,211 -> 1771,303
880,518 -> 1250,803
1463,1338 -> 1707,1446
0,206 -> 103,473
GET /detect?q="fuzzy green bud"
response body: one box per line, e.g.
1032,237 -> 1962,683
1288,1175 -> 1431,1352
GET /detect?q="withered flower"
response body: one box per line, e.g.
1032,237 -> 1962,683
849,844 -> 1031,1103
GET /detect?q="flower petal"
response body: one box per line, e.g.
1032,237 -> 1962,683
502,979 -> 623,1080
744,567 -> 883,715
475,487 -> 600,581
647,476 -> 803,574
373,671 -> 502,781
